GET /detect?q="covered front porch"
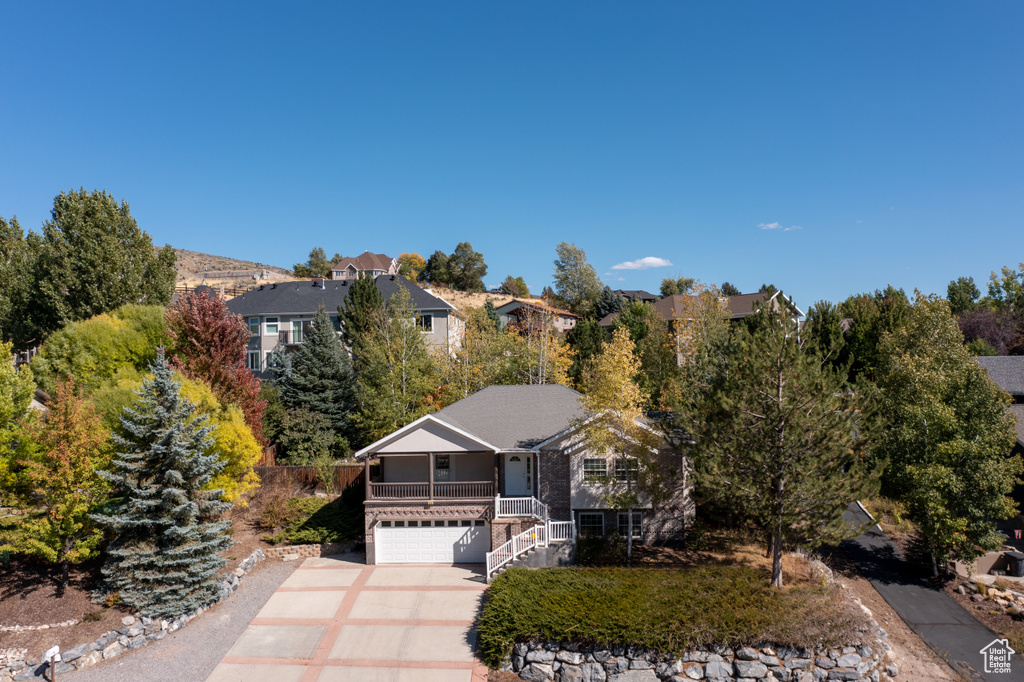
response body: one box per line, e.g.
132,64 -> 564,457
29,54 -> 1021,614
365,452 -> 497,501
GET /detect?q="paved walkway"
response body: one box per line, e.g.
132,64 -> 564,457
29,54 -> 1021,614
206,554 -> 490,682
841,503 -> 1004,682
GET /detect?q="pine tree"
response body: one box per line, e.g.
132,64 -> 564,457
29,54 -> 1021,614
275,305 -> 357,449
93,350 -> 231,618
682,305 -> 880,587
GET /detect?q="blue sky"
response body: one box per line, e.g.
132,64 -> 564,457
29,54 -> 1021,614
2,2 -> 1022,312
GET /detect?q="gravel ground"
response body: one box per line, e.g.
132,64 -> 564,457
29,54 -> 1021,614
63,559 -> 297,682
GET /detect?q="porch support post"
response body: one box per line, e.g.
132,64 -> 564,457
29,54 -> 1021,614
364,456 -> 371,500
428,452 -> 435,500
494,451 -> 500,498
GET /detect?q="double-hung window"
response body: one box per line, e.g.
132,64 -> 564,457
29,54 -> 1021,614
578,512 -> 604,537
617,512 -> 643,539
583,458 -> 607,481
614,458 -> 638,483
265,317 -> 279,335
248,318 -> 260,335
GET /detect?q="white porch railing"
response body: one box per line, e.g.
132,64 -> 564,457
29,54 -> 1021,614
495,495 -> 548,520
486,496 -> 576,581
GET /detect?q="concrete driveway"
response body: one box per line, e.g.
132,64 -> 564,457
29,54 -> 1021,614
206,554 -> 489,682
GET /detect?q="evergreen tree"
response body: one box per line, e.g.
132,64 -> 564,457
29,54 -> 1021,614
593,286 -> 626,321
483,301 -> 502,331
275,306 -> 357,450
720,282 -> 741,297
293,247 -> 337,278
447,242 -> 488,292
93,350 -> 231,618
340,274 -> 385,350
946,276 -> 980,315
422,250 -> 451,286
681,306 -> 880,587
566,318 -> 606,389
0,216 -> 42,350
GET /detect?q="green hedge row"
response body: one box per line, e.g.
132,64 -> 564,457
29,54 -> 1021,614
477,565 -> 863,668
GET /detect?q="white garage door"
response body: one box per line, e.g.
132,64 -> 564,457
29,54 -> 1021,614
376,519 -> 489,564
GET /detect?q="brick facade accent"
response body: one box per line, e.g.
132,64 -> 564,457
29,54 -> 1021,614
539,447 -> 571,520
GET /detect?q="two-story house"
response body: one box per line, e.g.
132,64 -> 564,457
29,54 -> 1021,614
225,275 -> 460,372
355,384 -> 691,578
330,252 -> 399,280
493,299 -> 580,334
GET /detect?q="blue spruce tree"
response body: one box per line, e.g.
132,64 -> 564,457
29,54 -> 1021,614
93,349 -> 232,618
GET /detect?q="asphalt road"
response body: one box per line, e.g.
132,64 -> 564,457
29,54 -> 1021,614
841,503 -> 1007,682
63,558 -> 297,682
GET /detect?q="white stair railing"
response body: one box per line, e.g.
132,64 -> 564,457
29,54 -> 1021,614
487,498 -> 576,581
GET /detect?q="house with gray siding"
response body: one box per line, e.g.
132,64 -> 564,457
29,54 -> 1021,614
225,275 -> 460,372
354,385 -> 692,577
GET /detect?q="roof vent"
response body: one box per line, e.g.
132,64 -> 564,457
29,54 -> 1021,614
259,285 -> 264,290
271,283 -> 276,289
390,275 -> 396,281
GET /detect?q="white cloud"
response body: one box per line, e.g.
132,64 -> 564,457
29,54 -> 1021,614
759,221 -> 801,232
611,256 -> 673,270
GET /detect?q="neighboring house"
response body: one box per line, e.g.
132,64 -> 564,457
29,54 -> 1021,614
598,289 -> 804,328
330,252 -> 399,280
225,275 -> 460,372
493,299 -> 580,334
976,355 -> 1024,464
355,385 -> 692,575
614,289 -> 659,304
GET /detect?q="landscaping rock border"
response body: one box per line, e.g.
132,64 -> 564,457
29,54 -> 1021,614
503,555 -> 898,682
505,641 -> 893,682
0,548 -> 266,682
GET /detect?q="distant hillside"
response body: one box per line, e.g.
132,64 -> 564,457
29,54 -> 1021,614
172,249 -> 293,278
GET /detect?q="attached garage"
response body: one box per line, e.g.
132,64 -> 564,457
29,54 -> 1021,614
375,519 -> 489,564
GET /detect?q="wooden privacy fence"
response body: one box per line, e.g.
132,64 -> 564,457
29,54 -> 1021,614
254,464 -> 367,491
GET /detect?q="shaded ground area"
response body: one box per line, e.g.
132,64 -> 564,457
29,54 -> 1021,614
832,503 -> 1003,681
66,558 -> 297,682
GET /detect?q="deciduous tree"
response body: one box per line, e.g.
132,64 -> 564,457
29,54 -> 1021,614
293,247 -> 339,278
0,216 -> 42,350
946,276 -> 980,315
8,379 -> 110,592
398,252 -> 426,281
35,189 -> 175,343
875,295 -> 1022,575
165,289 -> 266,444
553,242 -> 603,318
659,276 -> 695,297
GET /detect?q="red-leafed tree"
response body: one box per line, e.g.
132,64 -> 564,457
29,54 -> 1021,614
165,290 -> 267,444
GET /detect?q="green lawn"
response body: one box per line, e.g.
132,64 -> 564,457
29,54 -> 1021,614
477,565 -> 865,668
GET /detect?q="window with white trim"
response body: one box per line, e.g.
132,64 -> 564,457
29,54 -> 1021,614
248,317 -> 260,335
293,319 -> 307,344
246,351 -> 260,372
617,512 -> 643,539
583,458 -> 607,481
578,512 -> 604,537
265,317 -> 279,335
614,458 -> 639,483
417,313 -> 433,332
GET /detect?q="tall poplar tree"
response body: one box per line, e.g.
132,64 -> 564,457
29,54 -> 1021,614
682,306 -> 880,587
93,350 -> 231,618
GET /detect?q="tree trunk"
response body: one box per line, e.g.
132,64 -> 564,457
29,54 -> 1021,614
771,526 -> 784,588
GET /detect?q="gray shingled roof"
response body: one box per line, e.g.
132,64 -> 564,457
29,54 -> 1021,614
432,385 -> 585,449
1011,404 -> 1024,448
976,356 -> 1024,397
225,275 -> 453,317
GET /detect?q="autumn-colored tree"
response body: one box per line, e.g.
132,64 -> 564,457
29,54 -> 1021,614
579,327 -> 669,560
506,306 -> 573,387
165,289 -> 267,445
431,307 -> 524,407
8,379 -> 110,591
398,252 -> 426,282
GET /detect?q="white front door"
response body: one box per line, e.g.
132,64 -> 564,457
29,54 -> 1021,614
504,454 -> 531,496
